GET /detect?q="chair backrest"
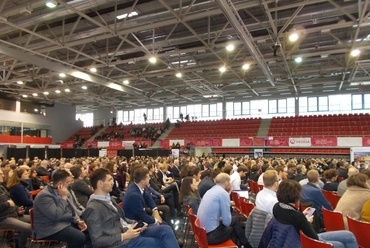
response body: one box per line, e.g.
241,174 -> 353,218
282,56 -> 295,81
322,190 -> 340,208
240,197 -> 254,218
187,208 -> 199,243
231,191 -> 241,212
321,207 -> 345,231
347,215 -> 370,248
330,193 -> 341,209
29,189 -> 41,200
194,218 -> 208,248
299,231 -> 333,248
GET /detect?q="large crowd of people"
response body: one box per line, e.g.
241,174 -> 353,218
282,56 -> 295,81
0,154 -> 369,247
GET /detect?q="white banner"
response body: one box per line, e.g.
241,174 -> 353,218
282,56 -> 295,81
97,141 -> 109,148
123,141 -> 135,149
288,137 -> 311,147
172,149 -> 180,158
222,139 -> 239,147
338,137 -> 362,147
99,149 -> 107,157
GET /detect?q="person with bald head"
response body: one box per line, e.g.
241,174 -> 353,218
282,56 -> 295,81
300,170 -> 332,222
197,173 -> 252,248
337,167 -> 359,196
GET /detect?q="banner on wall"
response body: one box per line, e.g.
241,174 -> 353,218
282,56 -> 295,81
240,138 -> 253,146
85,141 -> 98,148
362,137 -> 370,146
253,138 -> 265,146
288,137 -> 311,147
266,138 -> 289,146
311,137 -> 337,146
350,147 -> 370,163
123,141 -> 135,149
109,140 -> 123,148
60,142 -> 74,149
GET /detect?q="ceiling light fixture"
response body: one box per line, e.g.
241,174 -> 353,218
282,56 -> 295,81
219,66 -> 226,73
45,0 -> 57,8
32,93 -> 38,96
289,33 -> 299,42
148,56 -> 157,64
17,81 -> 23,85
22,94 -> 27,98
34,109 -> 38,112
81,86 -> 87,89
65,88 -> 70,92
175,72 -> 182,78
89,68 -> 97,73
295,57 -> 302,63
226,44 -> 235,52
242,64 -> 250,70
55,90 -> 61,93
43,91 -> 49,95
350,49 -> 360,56
59,73 -> 66,78
123,80 -> 129,85
116,11 -> 138,20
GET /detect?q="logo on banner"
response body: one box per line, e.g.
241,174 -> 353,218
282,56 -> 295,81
289,138 -> 311,147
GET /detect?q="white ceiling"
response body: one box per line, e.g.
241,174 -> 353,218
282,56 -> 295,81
0,0 -> 369,112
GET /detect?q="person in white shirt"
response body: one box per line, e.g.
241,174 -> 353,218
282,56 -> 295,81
257,164 -> 271,186
255,170 -> 279,214
230,165 -> 248,191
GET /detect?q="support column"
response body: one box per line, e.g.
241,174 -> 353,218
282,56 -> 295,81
295,97 -> 299,116
163,105 -> 167,122
15,101 -> 21,113
222,99 -> 226,119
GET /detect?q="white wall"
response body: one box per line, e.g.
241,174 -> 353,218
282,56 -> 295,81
0,103 -> 82,144
92,108 -> 115,126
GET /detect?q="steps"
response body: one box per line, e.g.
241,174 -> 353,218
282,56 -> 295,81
151,124 -> 175,148
256,118 -> 271,137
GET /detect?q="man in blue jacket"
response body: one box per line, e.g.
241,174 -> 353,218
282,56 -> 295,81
122,165 -> 182,246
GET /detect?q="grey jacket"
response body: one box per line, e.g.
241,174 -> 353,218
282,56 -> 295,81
82,199 -> 136,248
245,208 -> 272,248
33,186 -> 77,239
70,179 -> 93,208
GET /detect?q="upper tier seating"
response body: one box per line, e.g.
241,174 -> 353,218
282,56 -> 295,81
64,126 -> 101,143
167,118 -> 261,139
268,113 -> 370,137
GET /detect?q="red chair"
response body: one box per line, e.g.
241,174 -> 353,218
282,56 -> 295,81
194,218 -> 237,248
322,190 -> 340,208
300,231 -> 333,248
347,215 -> 370,248
331,193 -> 341,209
188,208 -> 199,245
29,189 -> 42,200
118,202 -> 123,208
29,209 -> 59,247
231,191 -> 242,214
240,198 -> 254,218
322,207 -> 345,231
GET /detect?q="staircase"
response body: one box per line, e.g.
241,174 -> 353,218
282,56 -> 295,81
256,118 -> 272,137
151,124 -> 175,148
86,126 -> 108,142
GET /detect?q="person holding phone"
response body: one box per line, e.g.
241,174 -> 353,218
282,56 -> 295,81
270,180 -> 358,248
82,168 -> 179,248
33,169 -> 91,248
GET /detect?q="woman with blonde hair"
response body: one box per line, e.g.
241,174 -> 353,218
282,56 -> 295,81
335,172 -> 370,229
2,167 -> 14,188
8,167 -> 33,214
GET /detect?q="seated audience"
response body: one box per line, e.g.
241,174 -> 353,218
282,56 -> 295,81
255,170 -> 279,215
0,169 -> 31,248
293,164 -> 307,182
337,161 -> 349,180
249,165 -> 260,183
257,164 -> 271,185
104,161 -> 122,202
197,173 -> 252,248
29,168 -> 45,190
300,170 -> 332,222
115,162 -> 128,191
179,176 -> 200,214
70,164 -> 93,208
337,167 -> 359,196
270,180 -> 358,248
122,166 -> 182,246
286,163 -> 297,180
82,168 -> 179,248
323,169 -> 339,191
33,169 -> 91,248
8,167 -> 33,214
198,168 -> 221,198
2,167 -> 13,187
335,173 -> 370,229
230,165 -> 248,190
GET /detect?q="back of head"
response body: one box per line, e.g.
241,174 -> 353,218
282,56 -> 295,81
347,173 -> 369,189
133,166 -> 149,184
360,169 -> 370,179
52,169 -> 71,184
237,165 -> 248,173
70,165 -> 82,179
261,164 -> 270,173
210,168 -> 222,179
90,168 -> 111,190
323,169 -> 338,180
306,170 -> 319,183
277,180 -> 302,204
263,170 -> 279,188
223,164 -> 233,175
215,173 -> 230,185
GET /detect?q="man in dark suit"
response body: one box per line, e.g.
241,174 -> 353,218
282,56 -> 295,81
122,166 -> 183,246
70,165 -> 93,208
83,168 -> 178,248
